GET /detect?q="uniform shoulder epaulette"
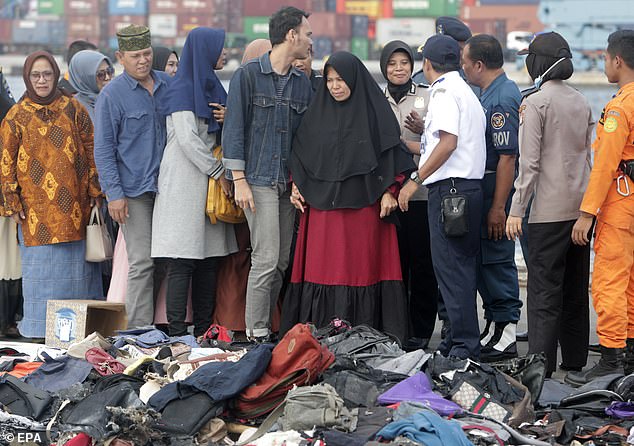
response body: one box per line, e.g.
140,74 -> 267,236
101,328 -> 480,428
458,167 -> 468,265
520,85 -> 540,100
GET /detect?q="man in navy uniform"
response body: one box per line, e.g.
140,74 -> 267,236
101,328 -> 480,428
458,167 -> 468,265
462,34 -> 522,361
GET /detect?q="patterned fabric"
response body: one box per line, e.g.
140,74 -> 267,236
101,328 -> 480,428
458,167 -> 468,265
0,96 -> 101,246
117,24 -> 151,52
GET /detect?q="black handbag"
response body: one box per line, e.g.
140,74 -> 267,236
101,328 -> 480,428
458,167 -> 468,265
441,179 -> 469,237
0,375 -> 52,420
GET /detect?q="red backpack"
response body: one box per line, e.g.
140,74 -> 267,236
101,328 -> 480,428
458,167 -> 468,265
232,323 -> 335,419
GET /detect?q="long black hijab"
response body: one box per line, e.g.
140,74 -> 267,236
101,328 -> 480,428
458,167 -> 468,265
290,51 -> 415,210
380,40 -> 414,103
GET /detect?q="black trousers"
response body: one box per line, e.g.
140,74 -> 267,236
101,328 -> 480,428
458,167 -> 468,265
397,201 -> 438,339
428,178 -> 483,359
166,257 -> 221,337
527,220 -> 590,374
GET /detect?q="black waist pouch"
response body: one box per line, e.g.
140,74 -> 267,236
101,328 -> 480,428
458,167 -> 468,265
441,180 -> 469,237
620,160 -> 634,181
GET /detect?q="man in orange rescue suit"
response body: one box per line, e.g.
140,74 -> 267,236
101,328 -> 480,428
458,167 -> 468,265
567,30 -> 634,386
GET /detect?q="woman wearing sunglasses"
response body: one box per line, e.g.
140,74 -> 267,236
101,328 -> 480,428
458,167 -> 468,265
0,51 -> 103,340
69,50 -> 115,120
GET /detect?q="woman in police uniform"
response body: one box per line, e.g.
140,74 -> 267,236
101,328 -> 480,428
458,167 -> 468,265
380,41 -> 438,350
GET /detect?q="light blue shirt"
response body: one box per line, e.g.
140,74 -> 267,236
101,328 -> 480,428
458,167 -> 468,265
94,70 -> 170,201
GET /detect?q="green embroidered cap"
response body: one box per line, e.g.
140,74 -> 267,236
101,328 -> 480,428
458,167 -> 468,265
117,24 -> 151,52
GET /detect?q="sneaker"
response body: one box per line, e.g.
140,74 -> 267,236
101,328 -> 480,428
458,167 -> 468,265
479,322 -> 518,362
516,330 -> 528,342
480,342 -> 518,362
248,333 -> 278,345
480,320 -> 493,346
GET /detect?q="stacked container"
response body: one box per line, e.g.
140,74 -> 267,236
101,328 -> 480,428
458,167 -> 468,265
65,0 -> 101,47
12,18 -> 66,45
242,0 -> 310,16
391,0 -> 458,17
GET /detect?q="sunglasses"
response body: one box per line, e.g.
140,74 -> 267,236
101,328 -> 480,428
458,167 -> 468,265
96,67 -> 115,81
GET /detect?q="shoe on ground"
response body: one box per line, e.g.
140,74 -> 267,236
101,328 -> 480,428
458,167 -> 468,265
403,337 -> 430,352
440,320 -> 450,340
479,321 -> 518,362
565,346 -> 624,387
516,330 -> 528,342
480,342 -> 518,362
480,320 -> 493,346
248,333 -> 278,345
559,363 -> 582,372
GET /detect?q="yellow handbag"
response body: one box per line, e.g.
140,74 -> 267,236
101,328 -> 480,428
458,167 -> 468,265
206,145 -> 246,224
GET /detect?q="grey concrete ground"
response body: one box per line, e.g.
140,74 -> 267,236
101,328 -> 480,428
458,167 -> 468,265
425,272 -> 600,382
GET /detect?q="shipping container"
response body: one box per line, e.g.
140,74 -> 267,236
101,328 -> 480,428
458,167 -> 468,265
310,0 -> 326,12
0,18 -> 12,42
66,16 -> 100,46
66,15 -> 100,34
351,14 -> 368,37
392,0 -> 458,18
350,36 -> 368,59
376,17 -> 435,46
12,18 -> 66,45
461,4 -> 543,34
149,13 -> 177,37
181,0 -> 213,11
213,0 -> 241,14
243,0 -> 310,16
149,0 -> 179,14
344,0 -> 382,19
480,0 -> 538,4
332,37 -> 350,53
177,13 -> 214,35
313,36 -> 332,59
310,12 -> 351,39
226,15 -> 243,32
108,14 -> 147,37
64,0 -> 98,14
37,0 -> 63,15
243,15 -> 269,40
108,0 -> 147,16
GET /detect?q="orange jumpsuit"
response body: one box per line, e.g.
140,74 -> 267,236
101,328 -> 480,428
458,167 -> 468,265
580,82 -> 634,348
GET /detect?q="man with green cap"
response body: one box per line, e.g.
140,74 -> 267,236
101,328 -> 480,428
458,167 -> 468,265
94,24 -> 171,329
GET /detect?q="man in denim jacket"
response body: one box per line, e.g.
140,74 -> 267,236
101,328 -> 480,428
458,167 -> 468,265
223,6 -> 313,342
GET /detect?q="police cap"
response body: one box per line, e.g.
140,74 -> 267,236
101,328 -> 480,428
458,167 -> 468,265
435,17 -> 472,42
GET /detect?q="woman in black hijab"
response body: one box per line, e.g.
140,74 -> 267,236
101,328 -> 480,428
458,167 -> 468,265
380,41 -> 437,351
281,51 -> 415,341
152,46 -> 179,76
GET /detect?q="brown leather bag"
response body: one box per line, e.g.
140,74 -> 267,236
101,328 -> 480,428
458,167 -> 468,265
232,324 -> 335,419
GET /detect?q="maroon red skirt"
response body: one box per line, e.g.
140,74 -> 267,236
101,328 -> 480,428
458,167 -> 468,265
281,202 -> 408,341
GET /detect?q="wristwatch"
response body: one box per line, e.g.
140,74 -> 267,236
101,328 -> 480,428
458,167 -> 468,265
410,171 -> 424,185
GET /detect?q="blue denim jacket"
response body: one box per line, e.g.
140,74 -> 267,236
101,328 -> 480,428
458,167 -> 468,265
222,53 -> 312,186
